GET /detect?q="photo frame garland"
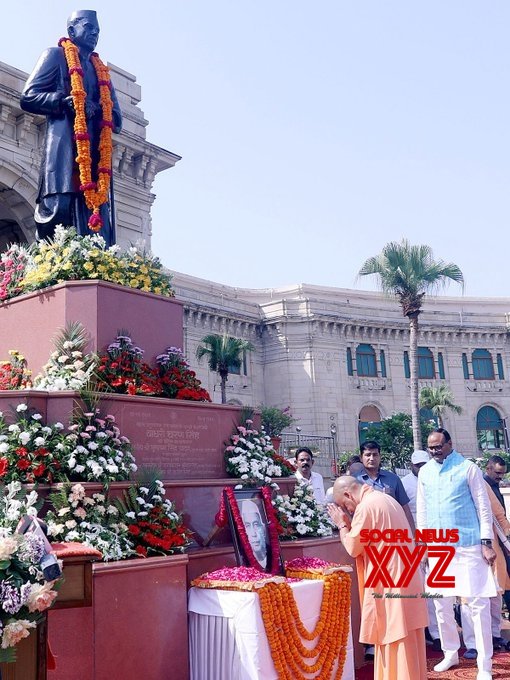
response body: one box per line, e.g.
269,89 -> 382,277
216,486 -> 283,575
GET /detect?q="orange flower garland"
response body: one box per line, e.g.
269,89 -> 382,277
258,570 -> 351,680
59,37 -> 114,233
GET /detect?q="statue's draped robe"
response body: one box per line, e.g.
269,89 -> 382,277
21,46 -> 122,246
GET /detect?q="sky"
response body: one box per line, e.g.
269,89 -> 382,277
3,1 -> 510,298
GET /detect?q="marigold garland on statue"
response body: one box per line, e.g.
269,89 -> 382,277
258,570 -> 351,680
59,37 -> 113,233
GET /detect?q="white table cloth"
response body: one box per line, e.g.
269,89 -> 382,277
188,579 -> 354,680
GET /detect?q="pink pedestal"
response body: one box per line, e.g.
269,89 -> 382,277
0,281 -> 184,376
48,554 -> 189,680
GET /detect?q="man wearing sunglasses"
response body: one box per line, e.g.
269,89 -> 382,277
417,428 -> 497,680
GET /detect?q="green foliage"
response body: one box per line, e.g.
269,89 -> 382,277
196,333 -> 254,403
363,413 -> 435,470
260,406 -> 296,437
419,386 -> 462,427
471,450 -> 510,471
358,239 -> 464,317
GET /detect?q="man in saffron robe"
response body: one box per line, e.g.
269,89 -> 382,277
20,10 -> 122,246
328,476 -> 428,680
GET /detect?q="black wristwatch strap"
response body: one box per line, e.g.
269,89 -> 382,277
480,539 -> 492,547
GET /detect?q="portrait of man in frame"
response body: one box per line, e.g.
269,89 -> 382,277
225,488 -> 282,574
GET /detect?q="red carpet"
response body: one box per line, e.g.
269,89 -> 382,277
354,647 -> 510,678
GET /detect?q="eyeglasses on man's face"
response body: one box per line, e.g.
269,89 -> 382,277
427,442 -> 450,452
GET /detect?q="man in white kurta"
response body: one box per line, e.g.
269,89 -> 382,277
417,429 -> 497,680
294,447 -> 326,505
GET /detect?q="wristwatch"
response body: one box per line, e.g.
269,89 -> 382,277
480,539 -> 493,547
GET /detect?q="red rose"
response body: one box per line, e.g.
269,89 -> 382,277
0,457 -> 8,477
135,545 -> 147,557
15,447 -> 28,457
17,459 -> 30,470
33,463 -> 46,477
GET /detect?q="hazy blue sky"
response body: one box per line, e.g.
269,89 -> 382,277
3,2 -> 509,297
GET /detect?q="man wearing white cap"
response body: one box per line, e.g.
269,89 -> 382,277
402,450 -> 441,650
401,450 -> 430,523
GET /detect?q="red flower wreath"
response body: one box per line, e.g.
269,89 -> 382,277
217,486 -> 282,575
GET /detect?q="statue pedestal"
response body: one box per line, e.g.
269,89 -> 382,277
0,280 -> 184,378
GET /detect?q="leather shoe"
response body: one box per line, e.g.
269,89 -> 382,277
434,652 -> 459,673
492,636 -> 504,650
431,638 -> 442,652
463,648 -> 477,659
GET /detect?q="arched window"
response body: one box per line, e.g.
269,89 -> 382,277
358,405 -> 382,444
476,406 -> 504,450
356,344 -> 377,377
472,349 -> 494,380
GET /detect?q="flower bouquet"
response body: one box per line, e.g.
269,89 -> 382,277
0,405 -> 67,484
62,410 -> 137,484
45,483 -> 134,562
224,421 -> 295,486
95,333 -> 162,396
34,322 -> 98,391
156,347 -> 211,401
0,243 -> 30,302
16,226 -> 174,300
0,482 -> 60,662
115,480 -> 191,558
272,484 -> 333,539
191,566 -> 285,591
0,351 -> 32,391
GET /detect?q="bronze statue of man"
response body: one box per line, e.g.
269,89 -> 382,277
20,10 -> 122,246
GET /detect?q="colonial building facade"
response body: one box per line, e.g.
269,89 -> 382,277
174,271 -> 510,458
1,59 -> 509,459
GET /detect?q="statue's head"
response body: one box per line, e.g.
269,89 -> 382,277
67,10 -> 99,51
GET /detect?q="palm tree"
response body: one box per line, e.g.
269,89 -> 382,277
420,385 -> 462,429
196,334 -> 254,404
358,240 -> 464,449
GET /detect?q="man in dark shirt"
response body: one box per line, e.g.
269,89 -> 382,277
357,440 -> 415,532
484,455 -> 507,509
484,454 -> 510,630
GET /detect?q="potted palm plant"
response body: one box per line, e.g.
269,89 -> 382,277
260,406 -> 296,451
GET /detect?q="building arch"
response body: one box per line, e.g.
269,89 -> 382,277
0,161 -> 38,247
358,403 -> 382,445
476,404 -> 505,451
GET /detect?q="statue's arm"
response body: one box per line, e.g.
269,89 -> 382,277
20,48 -> 67,116
110,82 -> 123,134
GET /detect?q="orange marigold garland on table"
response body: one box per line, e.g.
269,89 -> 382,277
258,569 -> 351,680
59,37 -> 114,233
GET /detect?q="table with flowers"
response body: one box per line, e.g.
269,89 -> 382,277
188,564 -> 354,680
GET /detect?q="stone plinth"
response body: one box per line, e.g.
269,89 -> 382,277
0,281 -> 184,377
48,554 -> 189,680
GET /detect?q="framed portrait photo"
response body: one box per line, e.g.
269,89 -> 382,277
224,487 -> 283,575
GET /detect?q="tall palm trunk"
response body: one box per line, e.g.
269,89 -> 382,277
220,370 -> 228,404
408,313 -> 422,449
